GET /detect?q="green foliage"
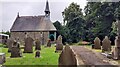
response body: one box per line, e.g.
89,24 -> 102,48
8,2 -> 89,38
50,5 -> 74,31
53,21 -> 67,44
1,31 -> 11,36
84,2 -> 120,42
62,2 -> 85,43
113,2 -> 120,19
54,2 -> 120,44
111,21 -> 117,34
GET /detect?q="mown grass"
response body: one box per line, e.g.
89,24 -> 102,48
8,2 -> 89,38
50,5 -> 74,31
0,44 -> 59,65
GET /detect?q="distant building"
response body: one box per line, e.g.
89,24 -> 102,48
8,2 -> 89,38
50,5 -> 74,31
0,33 -> 9,44
10,1 -> 57,45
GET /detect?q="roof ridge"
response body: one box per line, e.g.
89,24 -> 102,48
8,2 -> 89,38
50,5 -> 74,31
20,15 -> 45,17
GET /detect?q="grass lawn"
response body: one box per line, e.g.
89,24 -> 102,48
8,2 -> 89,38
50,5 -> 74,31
0,44 -> 60,66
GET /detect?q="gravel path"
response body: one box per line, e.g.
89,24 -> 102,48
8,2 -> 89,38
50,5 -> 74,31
71,46 -> 117,66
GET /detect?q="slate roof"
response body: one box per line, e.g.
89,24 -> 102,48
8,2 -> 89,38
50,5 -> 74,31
10,16 -> 57,32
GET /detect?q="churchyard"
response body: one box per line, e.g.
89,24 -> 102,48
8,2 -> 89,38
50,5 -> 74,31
1,34 -> 120,66
0,0 -> 120,67
0,44 -> 59,65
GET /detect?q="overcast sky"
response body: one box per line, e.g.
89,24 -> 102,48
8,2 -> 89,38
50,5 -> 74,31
0,0 -> 87,32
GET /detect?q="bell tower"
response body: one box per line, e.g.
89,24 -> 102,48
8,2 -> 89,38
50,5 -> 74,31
45,0 -> 50,18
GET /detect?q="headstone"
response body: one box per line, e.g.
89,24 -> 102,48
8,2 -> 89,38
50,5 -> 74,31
0,53 -> 5,64
10,40 -> 21,58
23,36 -> 34,53
35,39 -> 41,50
102,36 -> 111,52
35,50 -> 40,58
112,47 -> 119,60
112,20 -> 120,60
46,39 -> 51,47
58,45 -> 77,66
94,37 -> 101,49
7,38 -> 14,52
55,35 -> 63,52
91,44 -> 95,49
112,36 -> 120,60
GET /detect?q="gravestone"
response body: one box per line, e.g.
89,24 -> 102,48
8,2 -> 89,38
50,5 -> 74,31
46,39 -> 51,47
35,39 -> 41,50
35,50 -> 40,58
58,45 -> 77,66
94,37 -> 101,49
10,40 -> 21,58
0,53 -> 5,64
7,38 -> 14,52
102,36 -> 111,52
112,36 -> 120,60
55,35 -> 63,52
23,36 -> 34,53
112,20 -> 120,60
112,47 -> 119,60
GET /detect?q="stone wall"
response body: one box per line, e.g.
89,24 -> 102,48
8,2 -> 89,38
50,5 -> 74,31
10,31 -> 49,45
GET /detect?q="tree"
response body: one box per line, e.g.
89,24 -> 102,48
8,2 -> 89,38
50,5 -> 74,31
62,2 -> 85,43
84,2 -> 120,42
53,21 -> 67,44
1,31 -> 11,36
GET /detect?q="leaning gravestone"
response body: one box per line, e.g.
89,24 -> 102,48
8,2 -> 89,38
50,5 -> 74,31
94,37 -> 101,49
35,39 -> 41,50
7,38 -> 14,52
23,36 -> 34,53
102,36 -> 111,52
35,50 -> 40,58
46,39 -> 51,47
10,40 -> 21,58
55,35 -> 63,52
58,45 -> 77,66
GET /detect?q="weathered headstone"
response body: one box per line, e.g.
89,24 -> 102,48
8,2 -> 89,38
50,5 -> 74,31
23,36 -> 34,53
112,36 -> 120,60
7,38 -> 14,52
112,47 -> 119,60
0,53 -> 5,64
35,39 -> 41,50
55,35 -> 63,52
35,50 -> 40,58
112,20 -> 120,60
94,37 -> 101,49
102,36 -> 111,52
46,39 -> 51,47
58,45 -> 77,66
10,40 -> 21,58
